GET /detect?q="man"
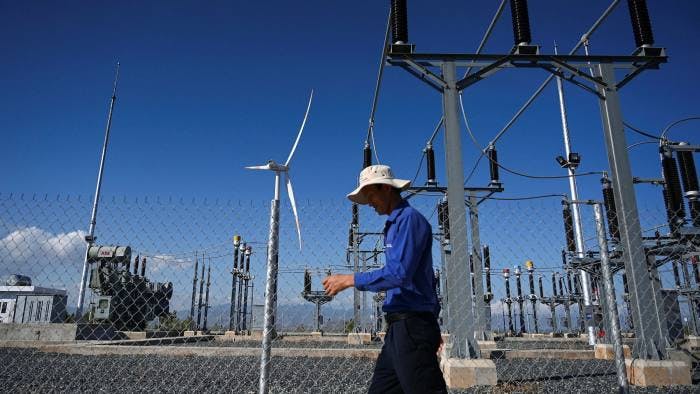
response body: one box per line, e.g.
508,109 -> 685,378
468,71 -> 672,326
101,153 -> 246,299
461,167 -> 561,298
323,164 -> 447,394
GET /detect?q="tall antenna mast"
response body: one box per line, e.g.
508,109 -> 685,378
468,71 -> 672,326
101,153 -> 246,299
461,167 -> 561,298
76,62 -> 120,317
553,43 -> 596,345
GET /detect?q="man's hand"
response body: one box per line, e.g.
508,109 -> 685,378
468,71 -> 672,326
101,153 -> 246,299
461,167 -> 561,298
322,274 -> 354,296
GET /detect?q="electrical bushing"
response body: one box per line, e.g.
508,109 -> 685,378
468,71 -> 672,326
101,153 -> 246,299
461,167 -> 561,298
627,0 -> 654,48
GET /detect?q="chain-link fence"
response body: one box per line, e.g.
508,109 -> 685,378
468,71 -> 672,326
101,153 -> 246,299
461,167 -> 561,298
0,192 -> 698,392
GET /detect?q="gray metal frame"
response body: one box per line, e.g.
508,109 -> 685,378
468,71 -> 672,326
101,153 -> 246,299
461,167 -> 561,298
388,48 -> 669,360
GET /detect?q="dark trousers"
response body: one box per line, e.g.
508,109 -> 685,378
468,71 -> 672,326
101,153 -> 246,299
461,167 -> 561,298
368,314 -> 447,394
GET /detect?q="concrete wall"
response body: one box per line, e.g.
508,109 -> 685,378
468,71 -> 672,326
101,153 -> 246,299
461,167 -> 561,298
0,323 -> 77,341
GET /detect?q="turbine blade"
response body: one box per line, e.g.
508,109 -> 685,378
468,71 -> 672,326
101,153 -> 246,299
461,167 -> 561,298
245,164 -> 272,170
285,174 -> 303,250
285,89 -> 313,166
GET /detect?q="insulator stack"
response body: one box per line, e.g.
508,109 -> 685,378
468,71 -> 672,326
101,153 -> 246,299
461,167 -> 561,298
562,201 -> 576,252
239,243 -> 246,269
677,147 -> 700,226
426,145 -> 436,185
561,249 -> 567,267
484,246 -> 492,294
661,152 -> 686,231
566,271 -> 573,295
601,177 -> 621,241
515,267 -> 523,296
233,236 -> 241,270
538,275 -> 544,298
363,143 -> 372,169
141,257 -> 147,277
245,247 -> 251,272
304,270 -> 312,293
672,261 -> 682,288
438,201 -> 450,240
527,269 -> 535,298
487,146 -> 500,184
509,0 -> 532,46
134,254 -> 140,276
677,148 -> 699,194
551,273 -> 558,297
348,228 -> 354,248
558,275 -> 565,296
390,0 -> 409,44
574,273 -> 582,295
504,269 -> 511,295
693,256 -> 700,285
627,0 -> 654,48
622,272 -> 630,294
351,204 -> 359,226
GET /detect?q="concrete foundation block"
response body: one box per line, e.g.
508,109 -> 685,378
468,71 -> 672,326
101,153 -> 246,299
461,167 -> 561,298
347,333 -> 372,345
221,330 -> 263,340
594,344 -> 631,360
477,340 -> 497,350
183,330 -> 196,337
119,331 -> 147,340
310,331 -> 323,337
441,358 -> 497,389
625,358 -> 692,387
681,335 -> 700,351
0,323 -> 78,341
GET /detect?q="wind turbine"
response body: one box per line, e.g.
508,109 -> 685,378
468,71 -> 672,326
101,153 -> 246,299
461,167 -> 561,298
247,90 -> 312,394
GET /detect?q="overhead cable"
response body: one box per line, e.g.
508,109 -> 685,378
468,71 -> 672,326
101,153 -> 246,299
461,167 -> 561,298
365,8 -> 393,164
624,121 -> 662,140
660,116 -> 700,139
460,95 -> 604,180
478,193 -> 567,201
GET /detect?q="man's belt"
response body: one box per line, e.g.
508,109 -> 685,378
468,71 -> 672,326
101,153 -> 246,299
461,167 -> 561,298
384,311 -> 435,325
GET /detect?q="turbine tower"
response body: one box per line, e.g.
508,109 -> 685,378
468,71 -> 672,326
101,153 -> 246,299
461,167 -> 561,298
246,90 -> 313,394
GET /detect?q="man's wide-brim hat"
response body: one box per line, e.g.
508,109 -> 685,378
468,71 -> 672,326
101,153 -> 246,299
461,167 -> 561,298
347,164 -> 411,205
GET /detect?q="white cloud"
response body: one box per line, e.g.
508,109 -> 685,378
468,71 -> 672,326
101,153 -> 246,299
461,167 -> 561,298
0,226 -> 86,278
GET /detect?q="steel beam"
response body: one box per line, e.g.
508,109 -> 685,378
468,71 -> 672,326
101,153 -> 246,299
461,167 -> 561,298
596,62 -> 666,359
442,61 -> 479,359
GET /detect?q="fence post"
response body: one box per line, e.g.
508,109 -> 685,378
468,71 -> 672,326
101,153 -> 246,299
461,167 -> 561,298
593,203 -> 629,393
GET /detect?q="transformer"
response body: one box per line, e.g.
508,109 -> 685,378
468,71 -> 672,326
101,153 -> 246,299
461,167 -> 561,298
87,245 -> 173,331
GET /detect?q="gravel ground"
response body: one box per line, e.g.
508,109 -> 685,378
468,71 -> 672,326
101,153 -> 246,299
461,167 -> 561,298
496,339 -> 636,351
1,348 -> 697,393
170,339 -> 384,349
497,339 -> 593,350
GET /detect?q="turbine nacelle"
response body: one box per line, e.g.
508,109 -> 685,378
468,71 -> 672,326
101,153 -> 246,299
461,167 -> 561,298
245,160 -> 289,173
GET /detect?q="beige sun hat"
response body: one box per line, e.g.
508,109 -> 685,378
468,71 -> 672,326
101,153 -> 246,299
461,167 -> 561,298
347,164 -> 411,204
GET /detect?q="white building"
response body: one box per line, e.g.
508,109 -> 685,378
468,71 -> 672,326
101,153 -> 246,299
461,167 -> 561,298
0,275 -> 68,324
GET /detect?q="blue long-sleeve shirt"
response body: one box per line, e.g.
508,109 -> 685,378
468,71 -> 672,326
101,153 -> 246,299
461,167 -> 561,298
354,200 -> 439,315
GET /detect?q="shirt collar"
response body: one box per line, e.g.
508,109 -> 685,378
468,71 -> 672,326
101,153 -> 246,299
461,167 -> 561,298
386,199 -> 410,223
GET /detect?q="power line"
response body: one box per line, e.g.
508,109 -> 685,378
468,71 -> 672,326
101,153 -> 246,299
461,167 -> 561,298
660,116 -> 700,139
460,95 -> 605,180
364,8 -> 392,165
624,121 -> 662,140
478,194 -> 567,201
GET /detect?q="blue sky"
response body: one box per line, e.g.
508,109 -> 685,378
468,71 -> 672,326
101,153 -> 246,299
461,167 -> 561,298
3,0 -> 699,203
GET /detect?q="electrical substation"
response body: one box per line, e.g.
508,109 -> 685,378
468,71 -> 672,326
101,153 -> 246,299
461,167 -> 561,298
3,1 -> 700,392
